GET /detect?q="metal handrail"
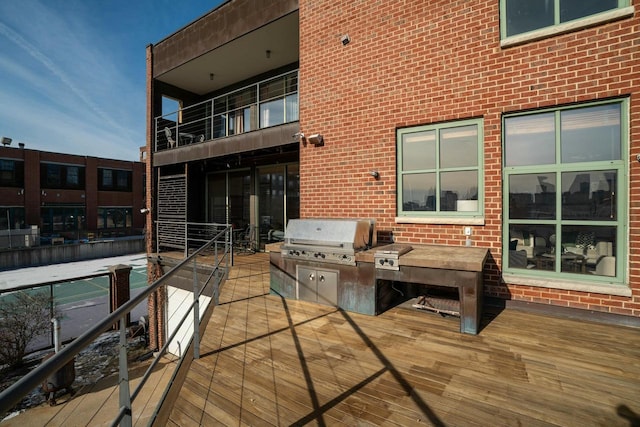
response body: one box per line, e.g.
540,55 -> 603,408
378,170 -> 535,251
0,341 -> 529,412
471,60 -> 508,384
0,225 -> 233,426
154,69 -> 299,151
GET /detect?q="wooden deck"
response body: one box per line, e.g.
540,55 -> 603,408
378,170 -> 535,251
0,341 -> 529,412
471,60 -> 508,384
166,252 -> 640,426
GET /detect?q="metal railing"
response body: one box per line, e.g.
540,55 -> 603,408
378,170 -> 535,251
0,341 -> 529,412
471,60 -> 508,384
154,69 -> 299,152
156,220 -> 232,257
0,225 -> 233,426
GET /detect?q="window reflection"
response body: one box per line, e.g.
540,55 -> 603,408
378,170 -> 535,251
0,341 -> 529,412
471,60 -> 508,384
402,131 -> 436,171
562,170 -> 616,220
509,173 -> 556,219
561,104 -> 621,163
504,113 -> 555,166
403,173 -> 436,211
440,125 -> 478,168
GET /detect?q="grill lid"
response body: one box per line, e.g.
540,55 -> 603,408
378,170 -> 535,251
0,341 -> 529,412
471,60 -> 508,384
283,218 -> 375,251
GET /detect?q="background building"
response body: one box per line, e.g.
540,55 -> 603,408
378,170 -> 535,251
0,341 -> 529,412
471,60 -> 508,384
0,141 -> 145,248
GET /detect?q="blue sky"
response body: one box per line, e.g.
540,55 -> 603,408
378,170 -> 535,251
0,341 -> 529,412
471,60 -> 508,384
0,0 -> 224,161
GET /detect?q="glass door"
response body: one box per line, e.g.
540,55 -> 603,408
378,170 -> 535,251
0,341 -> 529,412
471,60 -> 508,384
257,164 -> 299,249
207,170 -> 251,229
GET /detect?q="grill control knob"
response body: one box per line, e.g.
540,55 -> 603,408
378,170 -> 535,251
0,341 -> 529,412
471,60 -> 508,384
389,260 -> 394,266
321,253 -> 325,259
379,259 -> 385,265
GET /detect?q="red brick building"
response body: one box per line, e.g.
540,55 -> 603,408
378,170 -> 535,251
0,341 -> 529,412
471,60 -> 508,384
146,0 -> 639,324
0,143 -> 145,244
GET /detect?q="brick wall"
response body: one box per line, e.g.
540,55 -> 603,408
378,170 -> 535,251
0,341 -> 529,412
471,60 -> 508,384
299,0 -> 640,316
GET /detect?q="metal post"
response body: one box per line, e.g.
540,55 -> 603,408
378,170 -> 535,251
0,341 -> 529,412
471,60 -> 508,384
118,318 -> 132,427
184,221 -> 188,257
192,257 -> 200,359
6,210 -> 11,249
52,318 -> 61,353
50,284 -> 55,348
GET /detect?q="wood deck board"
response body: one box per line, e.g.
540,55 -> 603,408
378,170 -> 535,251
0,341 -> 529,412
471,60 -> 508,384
166,252 -> 640,426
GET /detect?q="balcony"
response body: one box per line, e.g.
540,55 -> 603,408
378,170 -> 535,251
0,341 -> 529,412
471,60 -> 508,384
155,70 -> 299,152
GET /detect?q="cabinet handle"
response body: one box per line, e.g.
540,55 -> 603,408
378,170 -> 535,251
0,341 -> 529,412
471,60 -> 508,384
319,275 -> 325,282
309,273 -> 315,281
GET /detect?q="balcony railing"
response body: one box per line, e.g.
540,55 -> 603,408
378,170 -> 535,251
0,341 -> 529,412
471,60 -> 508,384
0,225 -> 232,426
155,70 -> 299,152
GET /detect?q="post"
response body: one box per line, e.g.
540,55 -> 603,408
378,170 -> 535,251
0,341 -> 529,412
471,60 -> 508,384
109,264 -> 132,328
118,317 -> 132,427
52,318 -> 61,353
193,257 -> 200,359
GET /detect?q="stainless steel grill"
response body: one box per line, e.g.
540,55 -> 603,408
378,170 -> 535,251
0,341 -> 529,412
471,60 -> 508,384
281,218 -> 376,265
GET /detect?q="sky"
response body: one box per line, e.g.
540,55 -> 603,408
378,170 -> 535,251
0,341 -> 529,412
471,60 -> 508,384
0,0 -> 225,162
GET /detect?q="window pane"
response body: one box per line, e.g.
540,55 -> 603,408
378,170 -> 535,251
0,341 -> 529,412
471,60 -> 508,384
560,0 -> 618,22
441,171 -> 478,212
508,224 -> 554,270
509,173 -> 556,219
560,104 -> 621,163
103,169 -> 113,187
402,130 -> 436,171
562,170 -> 616,221
67,167 -> 79,186
506,0 -> 554,37
561,225 -> 616,276
505,113 -> 555,166
260,99 -> 284,128
402,173 -> 436,211
440,125 -> 478,168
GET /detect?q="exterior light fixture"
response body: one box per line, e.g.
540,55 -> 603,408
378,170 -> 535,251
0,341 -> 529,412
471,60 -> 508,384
307,134 -> 324,146
369,171 -> 380,179
341,35 -> 350,46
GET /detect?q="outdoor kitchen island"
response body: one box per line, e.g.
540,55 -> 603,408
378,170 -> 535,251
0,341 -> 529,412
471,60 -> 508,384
268,226 -> 488,335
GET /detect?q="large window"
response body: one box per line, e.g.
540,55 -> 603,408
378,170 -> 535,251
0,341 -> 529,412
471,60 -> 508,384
98,168 -> 132,192
0,159 -> 24,187
504,100 -> 626,284
40,163 -> 85,190
97,207 -> 132,229
41,206 -> 85,236
397,119 -> 483,217
501,0 -> 629,39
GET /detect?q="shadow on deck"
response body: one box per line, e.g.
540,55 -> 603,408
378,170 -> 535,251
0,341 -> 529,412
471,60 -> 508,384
161,252 -> 640,426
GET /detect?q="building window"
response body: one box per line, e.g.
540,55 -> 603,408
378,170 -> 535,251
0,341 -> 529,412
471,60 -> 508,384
40,163 -> 85,190
40,206 -> 85,237
397,119 -> 483,217
0,159 -> 24,187
501,0 -> 628,39
97,207 -> 132,229
98,168 -> 132,191
504,99 -> 626,284
0,207 -> 25,230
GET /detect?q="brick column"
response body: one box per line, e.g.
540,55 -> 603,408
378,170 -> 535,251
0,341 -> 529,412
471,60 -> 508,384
109,264 -> 132,328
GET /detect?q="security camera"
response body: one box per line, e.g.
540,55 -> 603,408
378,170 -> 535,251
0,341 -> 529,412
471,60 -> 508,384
140,208 -> 150,214
341,35 -> 350,46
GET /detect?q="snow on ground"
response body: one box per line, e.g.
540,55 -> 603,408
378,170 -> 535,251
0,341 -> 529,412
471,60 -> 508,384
0,253 -> 147,291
